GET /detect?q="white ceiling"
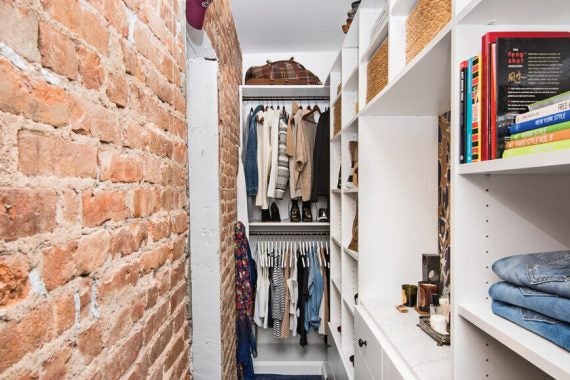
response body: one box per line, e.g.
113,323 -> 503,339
230,0 -> 349,53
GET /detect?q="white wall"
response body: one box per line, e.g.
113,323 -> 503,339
242,51 -> 338,83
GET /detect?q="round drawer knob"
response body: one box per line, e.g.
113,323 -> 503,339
358,338 -> 367,347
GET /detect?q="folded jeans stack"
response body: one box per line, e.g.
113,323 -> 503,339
489,250 -> 570,351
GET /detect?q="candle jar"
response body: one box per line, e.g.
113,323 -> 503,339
418,281 -> 439,312
401,284 -> 417,307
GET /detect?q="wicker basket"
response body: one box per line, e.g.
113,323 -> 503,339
406,0 -> 451,63
333,97 -> 342,136
366,38 -> 389,103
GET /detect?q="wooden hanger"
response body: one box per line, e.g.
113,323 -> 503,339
302,104 -> 321,121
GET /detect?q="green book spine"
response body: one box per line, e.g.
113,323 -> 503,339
503,139 -> 570,158
509,120 -> 570,140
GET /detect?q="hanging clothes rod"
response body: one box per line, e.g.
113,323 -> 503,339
242,96 -> 330,102
249,231 -> 329,236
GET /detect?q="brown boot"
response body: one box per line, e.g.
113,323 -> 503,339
347,141 -> 358,188
348,208 -> 358,252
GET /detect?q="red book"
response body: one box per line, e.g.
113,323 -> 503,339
480,31 -> 570,160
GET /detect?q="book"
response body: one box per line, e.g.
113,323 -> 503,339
503,139 -> 570,158
510,120 -> 570,141
471,56 -> 481,162
480,32 -> 570,159
527,90 -> 570,111
465,57 -> 474,163
505,127 -> 570,149
516,99 -> 570,123
509,110 -> 570,134
459,60 -> 467,163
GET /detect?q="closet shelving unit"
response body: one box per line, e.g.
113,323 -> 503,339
328,0 -> 570,379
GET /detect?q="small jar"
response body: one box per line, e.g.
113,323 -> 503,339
401,284 -> 418,307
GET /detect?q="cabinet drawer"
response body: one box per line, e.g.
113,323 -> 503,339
383,348 -> 405,380
355,309 -> 382,378
355,345 -> 376,380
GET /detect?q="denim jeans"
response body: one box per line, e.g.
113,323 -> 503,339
245,105 -> 264,196
492,300 -> 570,351
489,281 -> 570,323
305,246 -> 323,331
492,250 -> 570,298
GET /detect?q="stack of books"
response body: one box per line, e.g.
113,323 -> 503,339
459,32 -> 570,163
503,92 -> 570,158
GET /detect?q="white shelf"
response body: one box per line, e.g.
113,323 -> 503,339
342,113 -> 359,131
249,222 -> 330,232
458,149 -> 570,175
343,66 -> 359,92
332,236 -> 342,248
343,296 -> 355,315
456,0 -> 570,25
333,91 -> 342,106
360,16 -> 389,64
343,188 -> 359,194
361,299 -> 452,380
328,321 -> 354,380
331,189 -> 342,194
458,303 -> 570,379
343,247 -> 359,261
360,24 -> 451,116
331,277 -> 341,293
241,85 -> 330,98
390,0 -> 418,16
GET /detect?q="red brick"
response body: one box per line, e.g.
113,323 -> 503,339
110,222 -> 147,257
104,329 -> 143,380
0,188 -> 57,241
138,3 -> 172,47
164,335 -> 184,371
42,241 -> 78,290
171,348 -> 190,380
62,190 -> 79,224
106,71 -> 128,108
75,230 -> 111,275
146,283 -> 159,310
172,236 -> 186,260
0,58 -> 70,127
142,155 -> 162,184
143,301 -> 168,344
78,322 -> 104,360
99,261 -> 139,299
148,216 -> 171,242
169,116 -> 186,139
172,300 -> 187,333
0,2 -> 39,61
160,189 -> 178,211
148,322 -> 172,363
139,243 -> 172,274
70,98 -> 120,143
157,267 -> 170,295
41,346 -> 71,379
172,143 -> 187,165
121,40 -> 145,82
99,151 -> 143,183
54,291 -> 76,334
123,120 -> 149,150
106,296 -> 144,347
161,54 -> 179,87
82,190 -> 129,227
146,129 -> 173,158
90,0 -> 128,37
41,0 -> 109,56
78,46 -> 105,90
39,21 -> 78,80
132,188 -> 160,218
0,253 -> 30,307
18,130 -> 98,178
0,302 -> 54,372
170,259 -> 186,288
170,284 -> 186,313
133,24 -> 160,68
171,212 -> 188,234
145,64 -> 173,106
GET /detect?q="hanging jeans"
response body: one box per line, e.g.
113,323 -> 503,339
492,300 -> 570,351
492,250 -> 570,298
489,281 -> 570,324
245,105 -> 264,196
305,247 -> 323,331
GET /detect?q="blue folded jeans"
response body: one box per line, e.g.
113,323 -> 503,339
489,281 -> 570,323
492,250 -> 570,298
492,300 -> 570,351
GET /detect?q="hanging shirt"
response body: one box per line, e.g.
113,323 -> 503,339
275,110 -> 290,199
310,110 -> 330,202
287,247 -> 298,336
280,248 -> 291,339
256,109 -> 273,210
267,109 -> 280,199
295,110 -> 319,202
287,106 -> 303,199
272,251 -> 285,338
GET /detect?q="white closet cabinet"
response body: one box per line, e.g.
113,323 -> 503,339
328,0 -> 570,379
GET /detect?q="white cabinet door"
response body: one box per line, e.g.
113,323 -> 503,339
355,309 -> 383,378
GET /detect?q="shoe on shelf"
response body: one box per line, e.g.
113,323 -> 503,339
290,199 -> 301,223
302,202 -> 313,223
317,208 -> 329,222
270,202 -> 281,222
261,208 -> 271,222
337,167 -> 342,189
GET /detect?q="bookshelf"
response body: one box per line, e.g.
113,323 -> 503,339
328,0 -> 570,379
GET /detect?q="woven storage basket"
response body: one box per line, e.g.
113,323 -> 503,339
366,39 -> 389,103
406,0 -> 451,63
333,97 -> 342,136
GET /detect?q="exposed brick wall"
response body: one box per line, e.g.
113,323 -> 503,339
203,1 -> 242,377
0,0 -> 190,379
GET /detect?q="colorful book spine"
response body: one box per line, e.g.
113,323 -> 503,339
465,57 -> 473,163
490,43 -> 497,159
509,110 -> 570,134
510,120 -> 570,140
505,128 -> 570,149
515,99 -> 570,123
503,139 -> 570,158
471,56 -> 481,162
459,61 -> 467,164
527,90 -> 570,111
